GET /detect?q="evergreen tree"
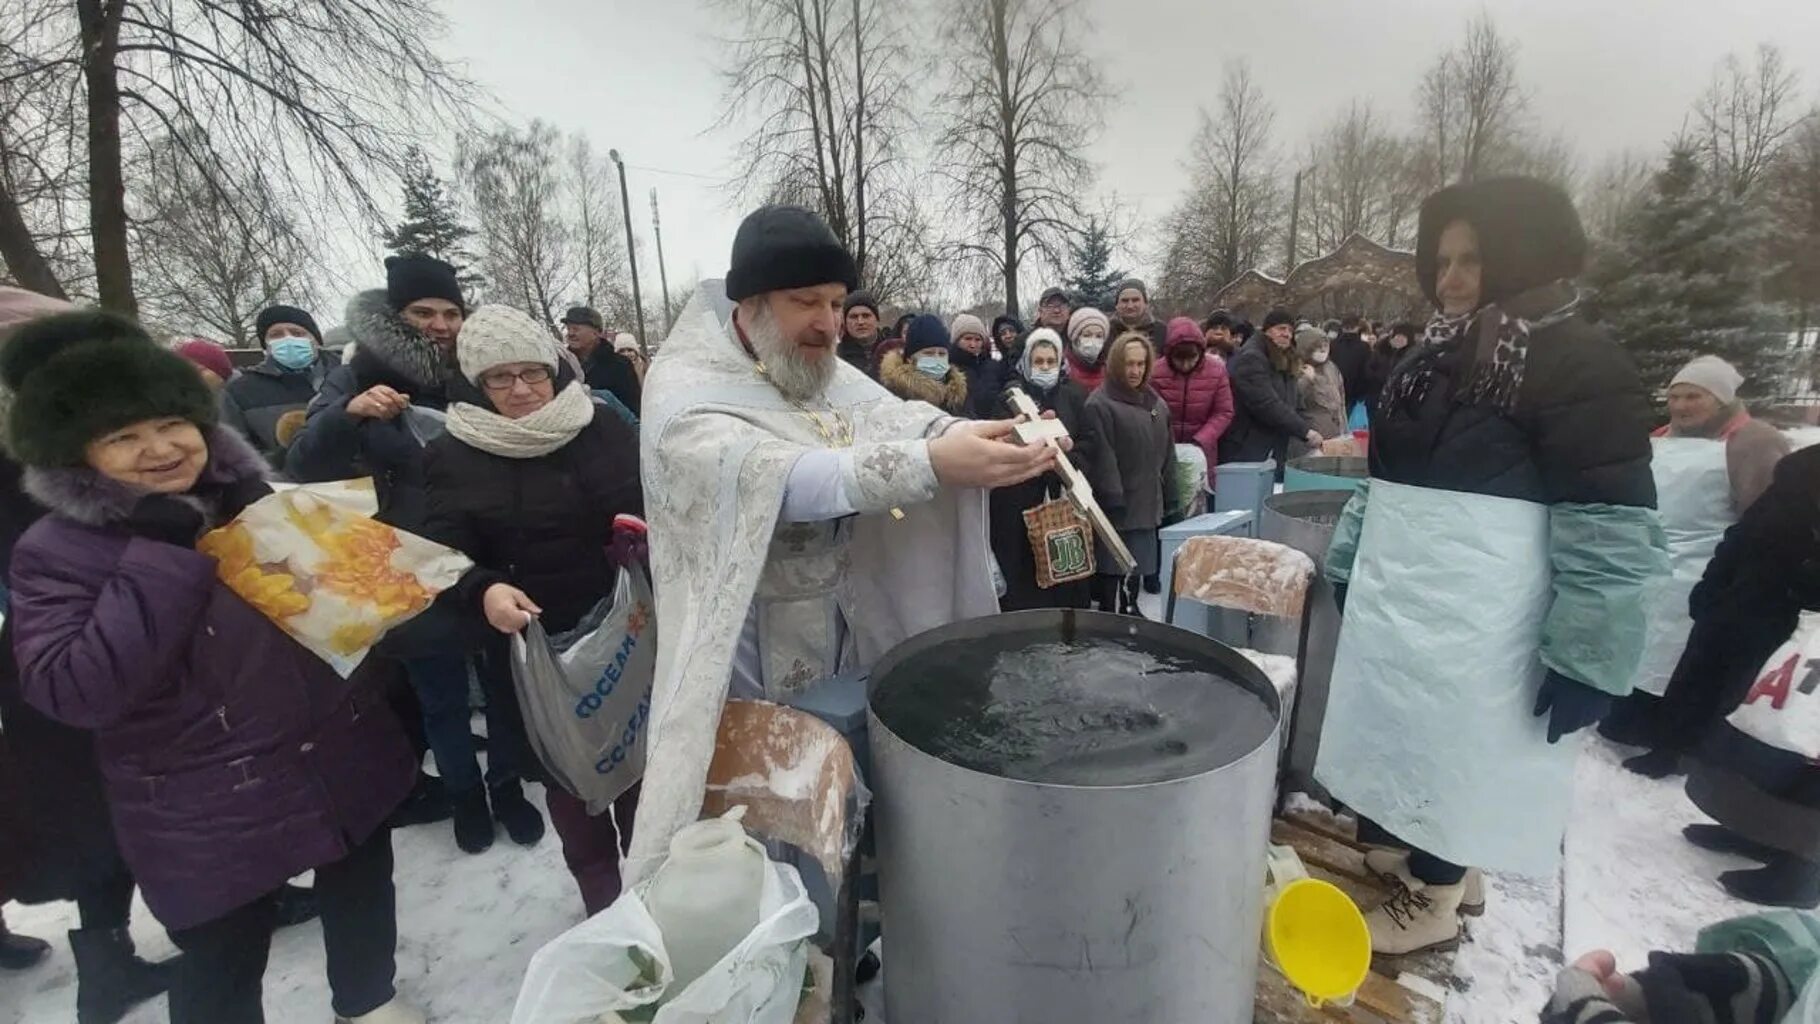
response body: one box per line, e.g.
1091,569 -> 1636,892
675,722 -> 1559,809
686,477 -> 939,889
381,152 -> 484,295
1587,143 -> 1788,398
1064,218 -> 1126,312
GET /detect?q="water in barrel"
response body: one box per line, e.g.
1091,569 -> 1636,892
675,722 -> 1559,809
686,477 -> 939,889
871,625 -> 1275,787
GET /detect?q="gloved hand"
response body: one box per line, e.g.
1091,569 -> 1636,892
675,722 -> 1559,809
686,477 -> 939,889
1332,581 -> 1349,615
1532,670 -> 1613,744
125,495 -> 205,548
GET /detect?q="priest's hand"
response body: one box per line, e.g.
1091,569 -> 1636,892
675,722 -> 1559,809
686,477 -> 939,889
930,419 -> 1057,489
483,583 -> 543,634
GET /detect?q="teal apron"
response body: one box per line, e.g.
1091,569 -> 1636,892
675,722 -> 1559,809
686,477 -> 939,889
1630,436 -> 1734,696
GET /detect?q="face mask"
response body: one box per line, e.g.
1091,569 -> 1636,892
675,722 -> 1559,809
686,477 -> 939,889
1029,367 -> 1061,389
1311,349 -> 1329,364
270,337 -> 317,370
915,354 -> 950,379
1076,337 -> 1104,361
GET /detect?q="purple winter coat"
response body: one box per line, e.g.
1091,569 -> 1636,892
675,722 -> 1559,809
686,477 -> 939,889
8,426 -> 414,930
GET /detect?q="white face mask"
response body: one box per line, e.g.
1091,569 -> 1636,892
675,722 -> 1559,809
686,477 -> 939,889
1029,367 -> 1061,389
1311,349 -> 1329,364
915,353 -> 950,379
1076,336 -> 1104,361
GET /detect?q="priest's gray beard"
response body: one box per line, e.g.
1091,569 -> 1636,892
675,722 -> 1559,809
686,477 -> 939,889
747,304 -> 835,404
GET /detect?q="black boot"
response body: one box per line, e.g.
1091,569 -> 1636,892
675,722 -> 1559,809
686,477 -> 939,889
0,915 -> 50,970
451,785 -> 495,854
1091,577 -> 1120,613
1142,573 -> 1162,595
1621,747 -> 1684,780
1720,854 -> 1820,909
1119,577 -> 1147,618
490,779 -> 546,847
1684,824 -> 1779,862
388,770 -> 453,828
273,882 -> 320,929
68,927 -> 175,1024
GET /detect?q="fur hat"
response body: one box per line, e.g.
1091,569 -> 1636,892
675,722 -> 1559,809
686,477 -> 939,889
904,314 -> 950,357
255,304 -> 322,345
1,311 -> 219,468
724,205 -> 859,302
1416,176 -> 1587,309
1670,355 -> 1744,406
385,254 -> 465,312
1294,325 -> 1331,360
456,305 -> 564,385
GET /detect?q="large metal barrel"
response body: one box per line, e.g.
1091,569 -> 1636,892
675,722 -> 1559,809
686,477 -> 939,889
868,610 -> 1280,1024
1284,454 -> 1367,493
1253,490 -> 1352,792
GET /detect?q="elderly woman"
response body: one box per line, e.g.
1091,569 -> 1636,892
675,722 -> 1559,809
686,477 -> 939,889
613,332 -> 648,385
1082,331 -> 1175,616
1320,177 -> 1662,954
421,305 -> 645,915
1292,324 -> 1346,456
1065,306 -> 1111,391
989,327 -> 1094,611
0,312 -> 421,1024
879,314 -> 971,415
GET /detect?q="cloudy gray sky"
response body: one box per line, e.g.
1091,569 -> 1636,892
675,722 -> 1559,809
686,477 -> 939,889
391,0 -> 1820,313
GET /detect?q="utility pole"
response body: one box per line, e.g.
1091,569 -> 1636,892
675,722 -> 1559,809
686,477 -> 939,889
650,188 -> 673,336
851,0 -> 867,280
1286,167 -> 1306,270
608,148 -> 647,352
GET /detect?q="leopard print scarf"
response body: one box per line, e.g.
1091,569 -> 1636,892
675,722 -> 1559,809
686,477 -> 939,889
1385,285 -> 1581,416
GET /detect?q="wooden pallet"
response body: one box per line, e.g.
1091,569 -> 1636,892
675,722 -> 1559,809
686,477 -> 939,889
1254,811 -> 1454,1024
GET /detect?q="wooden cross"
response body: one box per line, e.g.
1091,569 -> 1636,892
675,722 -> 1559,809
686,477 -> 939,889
1003,387 -> 1137,574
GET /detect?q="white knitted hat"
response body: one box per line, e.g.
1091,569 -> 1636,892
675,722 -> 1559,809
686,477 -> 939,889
1670,355 -> 1744,406
456,305 -> 563,384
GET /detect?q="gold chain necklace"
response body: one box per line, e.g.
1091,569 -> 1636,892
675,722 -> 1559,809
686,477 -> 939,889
753,360 -> 854,448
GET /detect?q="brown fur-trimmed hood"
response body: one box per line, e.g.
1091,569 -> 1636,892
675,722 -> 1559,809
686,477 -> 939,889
880,350 -> 970,413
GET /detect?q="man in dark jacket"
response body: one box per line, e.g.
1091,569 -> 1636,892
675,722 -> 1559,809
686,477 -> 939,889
837,290 -> 880,374
1111,278 -> 1169,350
1328,313 -> 1373,414
221,304 -> 341,470
561,306 -> 642,417
1035,286 -> 1072,333
1220,309 -> 1320,468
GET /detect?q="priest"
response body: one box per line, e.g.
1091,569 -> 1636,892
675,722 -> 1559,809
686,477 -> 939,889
627,206 -> 1059,880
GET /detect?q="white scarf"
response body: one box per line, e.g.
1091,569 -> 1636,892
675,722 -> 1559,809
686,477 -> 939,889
444,380 -> 596,459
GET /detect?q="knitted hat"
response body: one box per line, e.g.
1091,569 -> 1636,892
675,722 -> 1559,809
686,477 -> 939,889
1,311 -> 218,468
456,305 -> 564,385
1066,307 -> 1110,345
1670,355 -> 1744,406
175,338 -> 235,380
385,254 -> 465,312
842,290 -> 879,317
1114,278 -> 1149,301
561,305 -> 604,330
949,314 -> 989,346
903,314 -> 950,357
255,304 -> 322,345
724,205 -> 860,302
1262,309 -> 1296,331
613,332 -> 641,354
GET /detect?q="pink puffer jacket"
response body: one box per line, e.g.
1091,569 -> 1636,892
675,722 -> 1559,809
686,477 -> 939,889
1150,318 -> 1234,468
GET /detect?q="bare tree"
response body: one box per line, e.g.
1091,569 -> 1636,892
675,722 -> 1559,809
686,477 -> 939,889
459,121 -> 577,328
934,0 -> 1106,313
1695,44 -> 1804,198
132,134 -> 314,345
1303,101 -> 1421,252
1156,62 -> 1281,308
567,136 -> 630,312
1414,12 -> 1529,189
0,0 -> 473,314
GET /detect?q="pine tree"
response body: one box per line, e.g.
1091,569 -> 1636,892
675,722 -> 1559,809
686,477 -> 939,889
381,152 -> 484,295
1064,218 -> 1126,312
1587,143 -> 1788,398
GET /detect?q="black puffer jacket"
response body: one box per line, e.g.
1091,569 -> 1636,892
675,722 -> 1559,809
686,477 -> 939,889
220,351 -> 341,468
950,345 -> 1003,419
422,404 -> 645,634
988,371 -> 1094,611
1220,333 -> 1310,466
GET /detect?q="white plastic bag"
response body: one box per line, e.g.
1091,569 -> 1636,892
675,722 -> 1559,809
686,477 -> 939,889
1726,612 -> 1820,759
510,836 -> 818,1024
1169,443 -> 1208,520
510,563 -> 657,813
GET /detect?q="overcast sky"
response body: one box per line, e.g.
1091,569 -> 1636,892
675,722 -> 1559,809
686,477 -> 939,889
360,0 -> 1820,320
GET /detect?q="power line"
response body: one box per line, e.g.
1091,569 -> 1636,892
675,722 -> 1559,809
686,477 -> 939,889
622,162 -> 726,184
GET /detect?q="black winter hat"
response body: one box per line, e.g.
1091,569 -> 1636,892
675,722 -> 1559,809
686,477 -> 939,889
561,305 -> 604,330
1416,176 -> 1587,310
1,311 -> 219,468
255,304 -> 321,345
842,290 -> 879,317
724,206 -> 859,302
1262,309 -> 1296,331
903,314 -> 950,357
385,254 -> 465,312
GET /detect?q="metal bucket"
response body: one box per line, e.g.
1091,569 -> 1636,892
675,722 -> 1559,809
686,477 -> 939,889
1284,455 -> 1367,494
1254,490 -> 1352,792
868,610 -> 1280,1023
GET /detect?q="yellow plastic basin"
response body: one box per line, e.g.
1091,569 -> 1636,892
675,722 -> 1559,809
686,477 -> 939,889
1266,878 -> 1371,1006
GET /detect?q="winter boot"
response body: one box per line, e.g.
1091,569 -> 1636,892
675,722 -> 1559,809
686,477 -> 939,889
490,779 -> 546,847
1621,747 -> 1685,780
1118,577 -> 1146,618
1719,854 -> 1820,909
1142,573 -> 1162,595
1363,879 -> 1465,957
451,785 -> 495,854
1363,848 -> 1485,917
1683,824 -> 1779,862
0,914 -> 50,970
68,927 -> 175,1024
274,882 -> 321,929
335,996 -> 428,1024
388,770 -> 453,828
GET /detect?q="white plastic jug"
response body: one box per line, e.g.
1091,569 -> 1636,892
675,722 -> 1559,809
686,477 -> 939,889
644,808 -> 766,997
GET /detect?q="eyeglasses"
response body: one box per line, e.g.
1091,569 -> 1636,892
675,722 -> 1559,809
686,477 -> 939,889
479,366 -> 553,391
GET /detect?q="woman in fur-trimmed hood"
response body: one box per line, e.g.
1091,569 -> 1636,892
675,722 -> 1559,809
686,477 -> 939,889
879,313 -> 972,414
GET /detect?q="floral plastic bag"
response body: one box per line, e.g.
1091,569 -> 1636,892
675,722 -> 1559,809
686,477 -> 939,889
196,479 -> 472,677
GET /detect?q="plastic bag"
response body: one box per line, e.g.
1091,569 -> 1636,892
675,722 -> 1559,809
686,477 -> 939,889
510,830 -> 818,1024
1169,444 -> 1209,521
510,563 -> 657,813
195,479 -> 472,677
1726,612 -> 1820,759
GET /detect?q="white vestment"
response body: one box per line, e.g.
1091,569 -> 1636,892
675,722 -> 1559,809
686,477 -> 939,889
626,285 -> 998,882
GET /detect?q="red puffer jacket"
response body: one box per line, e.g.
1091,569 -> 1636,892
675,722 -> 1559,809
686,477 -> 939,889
1150,319 -> 1234,469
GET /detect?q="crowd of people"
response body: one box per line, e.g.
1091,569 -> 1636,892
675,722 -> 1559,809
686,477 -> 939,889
0,169 -> 1816,1024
